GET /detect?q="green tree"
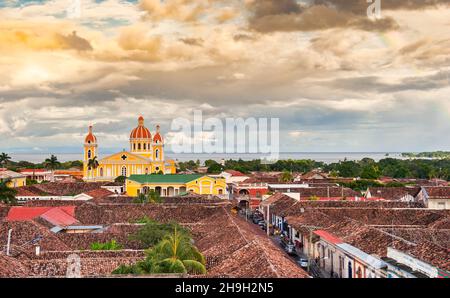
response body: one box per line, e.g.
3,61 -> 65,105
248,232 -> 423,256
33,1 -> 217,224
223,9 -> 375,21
130,220 -> 189,248
207,163 -> 224,174
147,228 -> 206,275
134,193 -> 148,205
0,153 -> 11,167
280,170 -> 293,183
87,156 -> 99,179
204,159 -> 218,168
361,165 -> 382,179
44,155 -> 61,170
0,180 -> 17,204
115,176 -> 126,184
148,189 -> 163,203
90,239 -> 122,250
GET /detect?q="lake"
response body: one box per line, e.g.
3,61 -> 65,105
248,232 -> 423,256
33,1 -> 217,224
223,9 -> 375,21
7,152 -> 406,164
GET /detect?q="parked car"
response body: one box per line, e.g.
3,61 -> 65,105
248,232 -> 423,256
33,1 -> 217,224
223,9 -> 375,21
253,217 -> 263,224
285,243 -> 297,255
298,258 -> 309,268
280,239 -> 297,256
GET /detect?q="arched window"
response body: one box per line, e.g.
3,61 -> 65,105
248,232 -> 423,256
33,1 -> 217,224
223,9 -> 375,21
88,150 -> 92,159
100,168 -> 104,177
143,143 -> 146,150
138,143 -> 141,150
155,149 -> 159,159
121,166 -> 127,177
133,143 -> 136,150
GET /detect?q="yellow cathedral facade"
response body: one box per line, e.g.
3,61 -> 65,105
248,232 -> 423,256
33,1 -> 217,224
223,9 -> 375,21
83,116 -> 176,181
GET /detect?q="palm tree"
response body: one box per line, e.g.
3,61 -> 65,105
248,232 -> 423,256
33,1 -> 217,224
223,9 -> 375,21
44,155 -> 61,182
0,152 -> 11,167
0,180 -> 17,204
87,156 -> 99,180
147,189 -> 163,203
44,155 -> 61,170
280,170 -> 293,183
147,228 -> 206,275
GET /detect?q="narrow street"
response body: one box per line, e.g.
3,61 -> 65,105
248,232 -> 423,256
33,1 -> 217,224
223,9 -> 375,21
237,210 -> 329,278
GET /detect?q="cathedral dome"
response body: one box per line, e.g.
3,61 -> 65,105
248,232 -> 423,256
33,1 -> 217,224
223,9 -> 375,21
85,126 -> 97,144
130,116 -> 151,139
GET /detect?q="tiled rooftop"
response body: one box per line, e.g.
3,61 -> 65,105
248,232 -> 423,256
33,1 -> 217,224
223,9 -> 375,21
367,187 -> 422,200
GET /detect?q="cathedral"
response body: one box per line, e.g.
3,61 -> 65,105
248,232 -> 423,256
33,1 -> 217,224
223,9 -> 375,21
83,116 -> 176,181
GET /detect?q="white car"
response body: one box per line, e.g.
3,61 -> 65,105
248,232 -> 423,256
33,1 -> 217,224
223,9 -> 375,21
298,258 -> 309,268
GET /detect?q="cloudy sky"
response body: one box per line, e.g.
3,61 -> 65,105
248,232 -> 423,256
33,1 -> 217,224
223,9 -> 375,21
0,0 -> 449,154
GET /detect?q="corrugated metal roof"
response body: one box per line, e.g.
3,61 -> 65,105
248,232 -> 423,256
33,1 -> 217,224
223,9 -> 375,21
50,226 -> 63,233
65,225 -> 103,230
337,243 -> 387,269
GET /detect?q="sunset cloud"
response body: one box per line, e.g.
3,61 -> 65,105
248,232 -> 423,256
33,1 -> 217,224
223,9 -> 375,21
0,0 -> 449,153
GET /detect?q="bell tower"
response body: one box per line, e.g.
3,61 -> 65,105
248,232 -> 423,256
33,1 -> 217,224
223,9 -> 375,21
83,125 -> 98,180
152,125 -> 164,162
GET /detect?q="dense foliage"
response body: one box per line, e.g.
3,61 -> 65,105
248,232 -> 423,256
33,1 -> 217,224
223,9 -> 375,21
1,153 -> 83,171
133,190 -> 164,204
129,218 -> 189,248
0,180 -> 17,204
114,225 -> 206,275
176,157 -> 450,180
90,239 -> 123,251
324,158 -> 450,180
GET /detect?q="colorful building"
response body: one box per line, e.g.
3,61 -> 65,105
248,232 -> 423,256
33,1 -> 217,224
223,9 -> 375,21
126,174 -> 227,197
18,169 -> 54,183
0,168 -> 26,188
83,116 -> 176,182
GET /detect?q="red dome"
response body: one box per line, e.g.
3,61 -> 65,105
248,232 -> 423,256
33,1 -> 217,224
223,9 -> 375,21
153,125 -> 162,143
85,126 -> 97,143
130,116 -> 151,139
153,133 -> 162,143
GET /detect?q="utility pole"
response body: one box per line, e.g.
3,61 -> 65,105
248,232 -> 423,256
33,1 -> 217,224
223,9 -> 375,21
6,229 -> 12,256
267,204 -> 270,236
307,229 -> 312,274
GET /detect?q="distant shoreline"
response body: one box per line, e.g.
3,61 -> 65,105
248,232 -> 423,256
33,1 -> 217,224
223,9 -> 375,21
4,151 -> 449,164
